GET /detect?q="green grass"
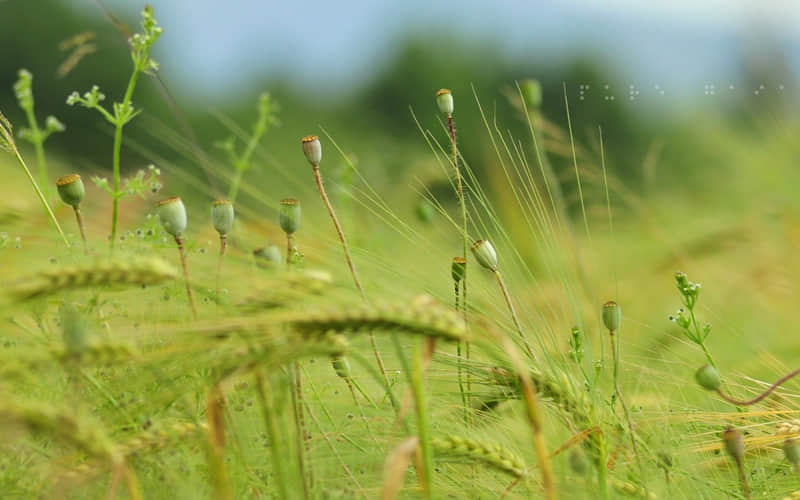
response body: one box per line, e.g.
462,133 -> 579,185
3,13 -> 800,499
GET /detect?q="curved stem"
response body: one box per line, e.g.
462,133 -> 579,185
735,456 -> 750,500
715,366 -> 800,406
216,235 -> 226,301
312,165 -> 391,394
494,270 -> 535,359
254,369 -> 291,500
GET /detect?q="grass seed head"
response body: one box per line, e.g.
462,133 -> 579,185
279,198 -> 301,235
695,364 -> 721,391
56,174 -> 85,207
436,88 -> 454,115
451,257 -> 467,282
471,239 -> 498,271
157,196 -> 187,237
211,198 -> 234,236
301,135 -> 322,166
602,300 -> 621,332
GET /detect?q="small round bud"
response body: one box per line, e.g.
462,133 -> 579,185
301,135 -> 322,166
568,450 -> 588,475
436,88 -> 454,115
695,364 -> 721,391
451,257 -> 467,283
211,198 -> 234,236
56,174 -> 85,207
471,239 -> 498,271
722,426 -> 744,460
157,197 -> 187,237
331,355 -> 352,379
784,438 -> 800,465
602,301 -> 621,332
279,198 -> 301,235
415,199 -> 434,223
253,245 -> 282,268
520,79 -> 543,108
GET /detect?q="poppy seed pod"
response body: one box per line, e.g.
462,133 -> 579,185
695,364 -> 721,391
301,135 -> 322,166
722,427 -> 744,460
471,239 -> 498,271
157,197 -> 187,237
211,198 -> 234,236
56,174 -> 85,207
602,301 -> 621,332
451,257 -> 467,282
436,88 -> 454,115
784,438 -> 800,465
279,198 -> 301,235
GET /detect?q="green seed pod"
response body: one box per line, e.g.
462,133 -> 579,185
784,439 -> 800,465
471,239 -> 498,271
331,355 -> 352,379
602,301 -> 621,332
157,197 -> 187,237
301,135 -> 322,166
253,245 -> 282,268
722,426 -> 744,460
451,257 -> 466,283
436,88 -> 454,115
568,450 -> 588,475
415,199 -> 434,223
695,364 -> 721,391
520,79 -> 543,109
279,198 -> 301,235
56,174 -> 85,207
211,198 -> 234,236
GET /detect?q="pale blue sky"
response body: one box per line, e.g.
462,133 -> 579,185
64,0 -> 800,101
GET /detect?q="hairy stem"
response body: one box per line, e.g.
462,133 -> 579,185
494,270 -> 535,359
455,282 -> 468,426
609,329 -> 646,492
286,233 -> 294,269
312,165 -> 391,396
216,235 -> 226,302
174,236 -> 198,320
735,456 -> 750,500
411,344 -> 433,499
73,206 -> 88,254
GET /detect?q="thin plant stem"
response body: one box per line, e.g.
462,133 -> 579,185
205,384 -> 232,500
493,270 -> 535,359
411,343 -> 433,499
291,362 -> 311,498
73,206 -> 88,254
455,282 -> 468,426
345,378 -> 378,445
735,456 -> 750,500
609,329 -> 646,492
174,235 -> 198,320
715,366 -> 800,406
448,114 -> 471,414
21,104 -> 49,199
216,235 -> 227,301
312,164 -> 390,391
286,233 -> 294,269
110,69 -> 141,252
254,369 -> 291,500
0,119 -> 69,247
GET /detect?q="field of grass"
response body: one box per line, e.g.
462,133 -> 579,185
3,7 -> 800,500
